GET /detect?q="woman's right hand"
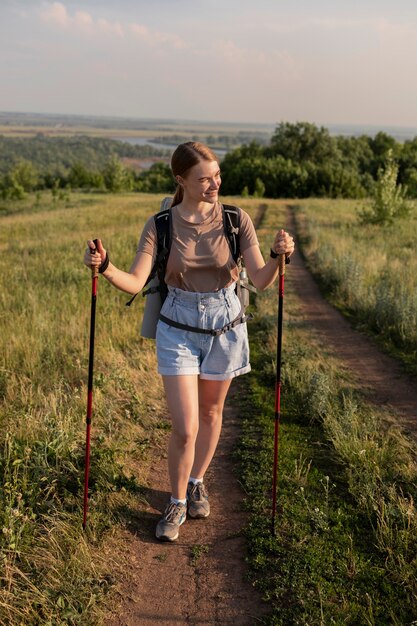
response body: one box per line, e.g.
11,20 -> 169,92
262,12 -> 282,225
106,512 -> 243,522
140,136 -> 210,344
83,239 -> 107,270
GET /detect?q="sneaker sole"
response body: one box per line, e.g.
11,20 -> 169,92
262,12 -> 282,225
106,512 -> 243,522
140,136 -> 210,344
155,513 -> 186,542
188,508 -> 210,519
156,531 -> 179,542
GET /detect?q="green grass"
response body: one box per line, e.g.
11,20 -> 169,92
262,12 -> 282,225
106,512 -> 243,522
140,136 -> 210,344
236,202 -> 417,624
189,544 -> 209,567
293,198 -> 417,375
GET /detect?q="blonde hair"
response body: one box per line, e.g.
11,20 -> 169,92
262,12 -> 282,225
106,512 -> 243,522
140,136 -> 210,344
171,142 -> 219,206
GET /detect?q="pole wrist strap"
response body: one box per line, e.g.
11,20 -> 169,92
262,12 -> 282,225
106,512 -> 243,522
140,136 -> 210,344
99,253 -> 110,274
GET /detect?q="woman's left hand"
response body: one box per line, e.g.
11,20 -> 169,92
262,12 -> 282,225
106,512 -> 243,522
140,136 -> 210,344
271,229 -> 295,258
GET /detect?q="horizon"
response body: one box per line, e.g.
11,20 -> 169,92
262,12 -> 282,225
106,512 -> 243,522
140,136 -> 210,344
2,110 -> 417,141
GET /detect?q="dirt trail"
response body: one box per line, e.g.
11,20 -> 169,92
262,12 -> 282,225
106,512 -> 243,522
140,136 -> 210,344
105,203 -> 271,625
287,208 -> 417,433
105,386 -> 269,625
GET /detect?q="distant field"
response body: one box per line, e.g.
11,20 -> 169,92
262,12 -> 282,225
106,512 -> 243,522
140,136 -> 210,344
0,114 -> 274,145
0,125 -> 163,138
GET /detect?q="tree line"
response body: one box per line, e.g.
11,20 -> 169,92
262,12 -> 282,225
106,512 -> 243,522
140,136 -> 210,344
220,122 -> 417,199
0,135 -> 173,199
1,123 -> 417,199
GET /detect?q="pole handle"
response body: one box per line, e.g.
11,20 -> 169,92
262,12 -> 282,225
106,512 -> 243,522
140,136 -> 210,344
279,254 -> 286,276
91,238 -> 99,277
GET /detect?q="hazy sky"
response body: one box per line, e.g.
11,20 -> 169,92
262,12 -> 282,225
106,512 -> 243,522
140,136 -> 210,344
2,0 -> 417,126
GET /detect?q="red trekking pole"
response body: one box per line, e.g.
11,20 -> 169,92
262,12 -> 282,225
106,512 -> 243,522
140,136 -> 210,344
83,240 -> 99,530
271,254 -> 286,536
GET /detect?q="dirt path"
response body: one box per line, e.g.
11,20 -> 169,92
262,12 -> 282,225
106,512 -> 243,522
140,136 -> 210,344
105,385 -> 269,625
104,203 -> 271,626
288,208 -> 417,433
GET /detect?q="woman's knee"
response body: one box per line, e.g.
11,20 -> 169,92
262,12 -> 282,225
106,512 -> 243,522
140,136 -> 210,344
199,405 -> 223,428
171,424 -> 198,448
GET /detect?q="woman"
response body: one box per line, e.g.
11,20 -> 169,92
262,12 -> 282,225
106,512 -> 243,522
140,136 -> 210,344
84,142 -> 294,542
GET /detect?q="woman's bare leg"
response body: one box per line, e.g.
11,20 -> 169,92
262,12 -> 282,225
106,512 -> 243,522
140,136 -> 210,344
190,378 -> 232,479
162,375 -> 199,500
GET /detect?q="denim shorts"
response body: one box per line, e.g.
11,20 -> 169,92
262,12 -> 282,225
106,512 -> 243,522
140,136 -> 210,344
156,283 -> 251,380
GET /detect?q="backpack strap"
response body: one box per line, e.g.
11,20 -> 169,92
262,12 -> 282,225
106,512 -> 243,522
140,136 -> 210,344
125,208 -> 172,306
128,202 -> 242,307
153,208 -> 172,302
222,204 -> 241,263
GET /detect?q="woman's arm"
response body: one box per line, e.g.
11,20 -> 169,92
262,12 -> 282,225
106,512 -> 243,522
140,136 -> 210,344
83,239 -> 154,295
242,229 -> 294,291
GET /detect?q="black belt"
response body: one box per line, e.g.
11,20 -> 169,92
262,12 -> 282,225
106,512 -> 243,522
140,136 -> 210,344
159,310 -> 252,336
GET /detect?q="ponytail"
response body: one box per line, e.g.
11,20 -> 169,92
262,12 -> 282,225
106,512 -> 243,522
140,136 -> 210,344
171,184 -> 184,208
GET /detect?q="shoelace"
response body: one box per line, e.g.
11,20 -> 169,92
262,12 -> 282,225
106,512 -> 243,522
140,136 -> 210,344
164,502 -> 185,524
188,482 -> 208,500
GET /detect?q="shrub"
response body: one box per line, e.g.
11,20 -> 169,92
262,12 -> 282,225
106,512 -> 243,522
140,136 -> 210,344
359,150 -> 413,225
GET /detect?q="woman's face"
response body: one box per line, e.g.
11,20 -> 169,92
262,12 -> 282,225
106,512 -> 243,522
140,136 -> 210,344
178,159 -> 221,204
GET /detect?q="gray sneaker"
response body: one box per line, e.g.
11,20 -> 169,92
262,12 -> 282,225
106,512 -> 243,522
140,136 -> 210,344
155,501 -> 187,542
187,481 -> 210,519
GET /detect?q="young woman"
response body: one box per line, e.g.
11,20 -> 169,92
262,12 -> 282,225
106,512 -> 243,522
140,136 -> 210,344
84,142 -> 294,542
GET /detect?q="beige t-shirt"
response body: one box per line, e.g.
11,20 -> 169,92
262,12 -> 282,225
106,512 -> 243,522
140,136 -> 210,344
137,202 -> 259,292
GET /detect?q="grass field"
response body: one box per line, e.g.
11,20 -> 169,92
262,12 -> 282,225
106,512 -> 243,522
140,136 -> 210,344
0,192 -> 169,623
240,204 -> 417,624
293,198 -> 417,375
0,192 -> 416,624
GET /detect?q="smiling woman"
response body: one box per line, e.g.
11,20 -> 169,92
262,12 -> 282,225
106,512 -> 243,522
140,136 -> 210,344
83,140 -> 295,543
171,143 -> 222,209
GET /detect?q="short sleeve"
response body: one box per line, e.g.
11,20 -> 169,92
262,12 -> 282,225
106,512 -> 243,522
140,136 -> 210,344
239,209 -> 259,252
136,215 -> 157,261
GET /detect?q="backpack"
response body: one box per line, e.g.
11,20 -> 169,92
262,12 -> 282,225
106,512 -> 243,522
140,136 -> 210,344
127,198 -> 255,338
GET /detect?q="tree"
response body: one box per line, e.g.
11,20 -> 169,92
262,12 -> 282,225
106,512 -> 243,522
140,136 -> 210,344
368,131 -> 398,177
135,163 -> 175,193
10,159 -> 38,191
268,122 -> 340,164
253,178 -> 265,198
102,156 -> 134,192
358,150 -> 412,225
0,174 -> 25,200
68,162 -> 104,190
397,137 -> 417,196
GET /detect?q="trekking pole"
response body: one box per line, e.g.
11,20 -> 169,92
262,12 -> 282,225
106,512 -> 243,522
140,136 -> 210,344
271,253 -> 286,536
83,240 -> 99,530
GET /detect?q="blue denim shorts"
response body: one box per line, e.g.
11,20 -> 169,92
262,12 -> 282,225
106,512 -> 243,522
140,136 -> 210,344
156,283 -> 251,380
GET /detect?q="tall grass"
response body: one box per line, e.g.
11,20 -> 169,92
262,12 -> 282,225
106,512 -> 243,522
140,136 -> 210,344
237,200 -> 417,624
294,199 -> 417,372
0,192 -> 168,624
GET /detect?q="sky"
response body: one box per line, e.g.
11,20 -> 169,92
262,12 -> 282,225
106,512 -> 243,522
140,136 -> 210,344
1,0 -> 417,127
